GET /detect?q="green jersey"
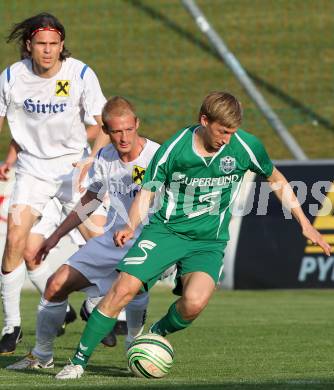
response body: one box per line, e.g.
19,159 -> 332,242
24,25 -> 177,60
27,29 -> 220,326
142,125 -> 273,242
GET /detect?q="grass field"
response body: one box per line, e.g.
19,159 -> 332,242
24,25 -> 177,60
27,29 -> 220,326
0,0 -> 333,159
0,2 -> 333,389
0,288 -> 334,389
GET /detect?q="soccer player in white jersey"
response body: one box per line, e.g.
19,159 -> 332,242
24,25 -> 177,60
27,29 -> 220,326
0,12 -> 110,354
52,91 -> 331,379
6,96 -> 160,370
0,136 -> 124,345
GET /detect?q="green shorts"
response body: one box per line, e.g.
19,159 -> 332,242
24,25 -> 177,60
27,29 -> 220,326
117,222 -> 226,291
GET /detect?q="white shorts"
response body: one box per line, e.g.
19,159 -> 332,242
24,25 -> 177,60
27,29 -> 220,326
9,172 -> 78,215
10,150 -> 88,215
31,197 -> 108,247
30,198 -> 86,246
66,230 -> 138,296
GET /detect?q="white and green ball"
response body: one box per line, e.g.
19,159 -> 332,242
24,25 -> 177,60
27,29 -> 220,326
127,333 -> 174,378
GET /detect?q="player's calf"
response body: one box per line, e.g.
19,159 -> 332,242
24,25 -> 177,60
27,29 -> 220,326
57,304 -> 77,337
80,299 -> 117,347
149,301 -> 193,336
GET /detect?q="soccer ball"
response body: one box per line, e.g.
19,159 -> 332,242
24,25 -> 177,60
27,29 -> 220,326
127,333 -> 174,378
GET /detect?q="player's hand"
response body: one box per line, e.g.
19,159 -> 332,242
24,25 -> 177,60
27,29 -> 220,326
302,222 -> 331,256
114,226 -> 135,247
35,234 -> 60,264
73,157 -> 94,193
0,162 -> 12,181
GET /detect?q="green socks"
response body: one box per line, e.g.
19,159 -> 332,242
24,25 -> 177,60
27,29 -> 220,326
71,308 -> 117,368
150,301 -> 193,336
72,303 -> 192,367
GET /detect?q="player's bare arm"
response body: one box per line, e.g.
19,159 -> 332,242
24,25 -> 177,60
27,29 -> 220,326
267,167 -> 331,256
0,116 -> 4,130
114,188 -> 155,247
90,115 -> 110,155
0,139 -> 21,181
75,115 -> 110,191
35,190 -> 101,262
85,124 -> 101,142
0,117 -> 8,179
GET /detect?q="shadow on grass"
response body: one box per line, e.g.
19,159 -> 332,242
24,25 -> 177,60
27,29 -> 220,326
0,353 -> 28,369
87,363 -> 132,378
0,353 -> 53,377
50,381 -> 334,390
0,360 -> 131,378
126,0 -> 334,132
1,358 -> 334,389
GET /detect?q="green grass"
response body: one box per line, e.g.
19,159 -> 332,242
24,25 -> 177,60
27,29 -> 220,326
0,0 -> 333,160
1,288 -> 334,389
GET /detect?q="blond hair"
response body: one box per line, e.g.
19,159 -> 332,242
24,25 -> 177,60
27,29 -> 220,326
199,91 -> 243,128
102,96 -> 136,126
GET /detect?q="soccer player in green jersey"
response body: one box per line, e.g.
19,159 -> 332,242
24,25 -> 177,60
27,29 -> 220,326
55,91 -> 330,379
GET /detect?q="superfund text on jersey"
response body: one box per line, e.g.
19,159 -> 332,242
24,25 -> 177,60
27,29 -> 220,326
142,125 -> 274,242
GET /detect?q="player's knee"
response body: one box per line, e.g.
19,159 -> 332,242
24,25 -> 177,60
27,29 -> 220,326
182,293 -> 208,318
113,283 -> 136,305
6,230 -> 26,254
97,285 -> 134,317
186,301 -> 205,318
44,274 -> 67,301
23,246 -> 38,267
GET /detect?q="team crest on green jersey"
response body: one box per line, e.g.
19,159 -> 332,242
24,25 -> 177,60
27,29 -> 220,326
132,165 -> 146,184
220,156 -> 236,174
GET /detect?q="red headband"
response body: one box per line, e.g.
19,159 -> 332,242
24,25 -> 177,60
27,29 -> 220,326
30,27 -> 62,38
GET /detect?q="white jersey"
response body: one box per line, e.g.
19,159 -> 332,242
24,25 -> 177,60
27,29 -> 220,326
88,139 -> 160,232
67,138 -> 160,296
0,57 -> 106,168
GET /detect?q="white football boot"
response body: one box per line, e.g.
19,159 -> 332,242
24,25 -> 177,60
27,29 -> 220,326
55,361 -> 84,379
6,352 -> 54,370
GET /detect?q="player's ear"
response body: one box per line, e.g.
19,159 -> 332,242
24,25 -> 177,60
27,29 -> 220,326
200,114 -> 209,128
26,40 -> 31,53
60,40 -> 64,52
135,117 -> 140,130
102,125 -> 109,135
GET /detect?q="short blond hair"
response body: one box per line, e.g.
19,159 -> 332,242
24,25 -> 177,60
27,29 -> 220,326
199,91 -> 243,128
102,96 -> 136,126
